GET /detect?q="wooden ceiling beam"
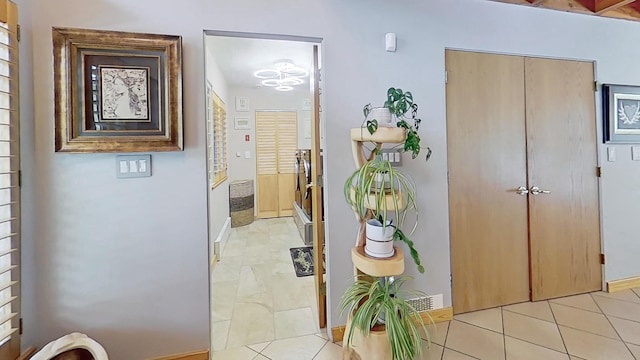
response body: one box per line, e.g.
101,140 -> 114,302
627,0 -> 640,12
574,0 -> 597,11
595,0 -> 636,13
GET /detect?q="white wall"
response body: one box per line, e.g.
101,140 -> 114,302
21,0 -> 640,355
205,46 -> 230,259
17,0 -> 36,350
227,86 -> 312,184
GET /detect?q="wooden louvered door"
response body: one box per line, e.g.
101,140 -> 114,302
256,111 -> 297,218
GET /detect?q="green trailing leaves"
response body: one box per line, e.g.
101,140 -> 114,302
394,228 -> 425,274
339,276 -> 432,360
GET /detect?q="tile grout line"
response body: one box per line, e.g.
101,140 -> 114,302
443,320 -> 484,359
592,292 -> 640,305
590,292 -> 637,359
501,303 -> 571,355
310,340 -> 330,360
547,300 -> 570,355
439,320 -> 451,360
501,307 -> 507,360
547,298 -> 603,315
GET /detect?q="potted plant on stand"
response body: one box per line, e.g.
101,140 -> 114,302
340,275 -> 431,360
343,154 -> 424,273
342,86 -> 432,359
363,87 -> 431,161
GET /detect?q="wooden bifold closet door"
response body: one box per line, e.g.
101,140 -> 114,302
255,111 -> 297,219
446,50 -> 602,314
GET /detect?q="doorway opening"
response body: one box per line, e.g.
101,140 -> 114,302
203,31 -> 327,354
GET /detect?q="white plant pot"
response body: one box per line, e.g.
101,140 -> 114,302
367,107 -> 393,127
365,219 -> 395,258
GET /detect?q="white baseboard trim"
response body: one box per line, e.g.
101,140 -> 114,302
213,217 -> 231,263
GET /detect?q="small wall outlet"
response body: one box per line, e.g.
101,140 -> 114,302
116,155 -> 151,178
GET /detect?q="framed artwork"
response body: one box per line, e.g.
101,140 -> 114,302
603,84 -> 640,143
53,27 -> 183,152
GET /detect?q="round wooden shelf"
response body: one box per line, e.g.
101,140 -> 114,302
350,127 -> 406,143
348,187 -> 406,212
351,246 -> 405,277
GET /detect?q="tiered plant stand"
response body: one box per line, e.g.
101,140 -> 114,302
343,127 -> 407,360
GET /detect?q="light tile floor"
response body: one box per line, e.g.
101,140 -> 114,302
212,219 -> 640,359
211,217 -> 319,352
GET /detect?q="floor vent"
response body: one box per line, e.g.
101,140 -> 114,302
407,294 -> 444,312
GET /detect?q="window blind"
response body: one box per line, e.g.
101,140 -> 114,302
209,91 -> 227,189
0,1 -> 19,359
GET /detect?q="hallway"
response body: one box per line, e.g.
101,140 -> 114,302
211,218 -> 321,351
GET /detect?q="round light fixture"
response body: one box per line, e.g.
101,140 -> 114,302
254,60 -> 309,91
254,69 -> 280,79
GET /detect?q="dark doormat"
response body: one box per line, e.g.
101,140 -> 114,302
289,246 -> 325,277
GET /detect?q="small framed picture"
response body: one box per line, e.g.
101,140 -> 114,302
603,84 -> 640,143
234,117 -> 250,130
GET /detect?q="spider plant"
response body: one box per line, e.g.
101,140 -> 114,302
343,153 -> 424,273
344,153 -> 417,231
340,275 -> 431,360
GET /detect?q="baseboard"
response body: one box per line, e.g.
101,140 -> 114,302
331,306 -> 453,343
212,217 -> 231,263
149,349 -> 209,360
17,347 -> 37,360
607,276 -> 640,293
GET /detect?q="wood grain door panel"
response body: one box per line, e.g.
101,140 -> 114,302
278,173 -> 295,216
256,111 -> 297,218
446,50 -> 531,314
257,174 -> 279,218
525,57 -> 602,300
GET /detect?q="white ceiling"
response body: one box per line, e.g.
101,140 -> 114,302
205,35 -> 315,91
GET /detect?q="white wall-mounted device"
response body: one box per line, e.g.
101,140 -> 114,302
385,33 -> 396,52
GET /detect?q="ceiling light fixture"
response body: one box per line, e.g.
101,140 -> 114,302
254,59 -> 309,92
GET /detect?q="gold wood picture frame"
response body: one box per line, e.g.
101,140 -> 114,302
53,27 -> 183,152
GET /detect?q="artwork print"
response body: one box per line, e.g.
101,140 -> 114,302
100,67 -> 149,120
615,94 -> 640,133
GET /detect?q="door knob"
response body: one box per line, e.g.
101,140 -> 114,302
530,186 -> 551,195
515,186 -> 529,195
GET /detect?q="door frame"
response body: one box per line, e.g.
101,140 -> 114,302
202,29 -> 328,334
444,48 -> 606,312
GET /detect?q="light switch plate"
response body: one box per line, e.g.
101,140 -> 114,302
607,147 -> 616,162
380,148 -> 402,166
117,154 -> 151,178
633,146 -> 640,161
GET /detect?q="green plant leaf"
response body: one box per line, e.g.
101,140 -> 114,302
366,119 -> 378,135
363,103 -> 372,118
339,276 -> 432,360
394,228 -> 424,273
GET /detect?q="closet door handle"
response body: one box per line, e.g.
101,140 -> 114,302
515,186 -> 529,195
530,186 -> 551,195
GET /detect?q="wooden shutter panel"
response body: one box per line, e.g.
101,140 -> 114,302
0,1 -> 20,359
